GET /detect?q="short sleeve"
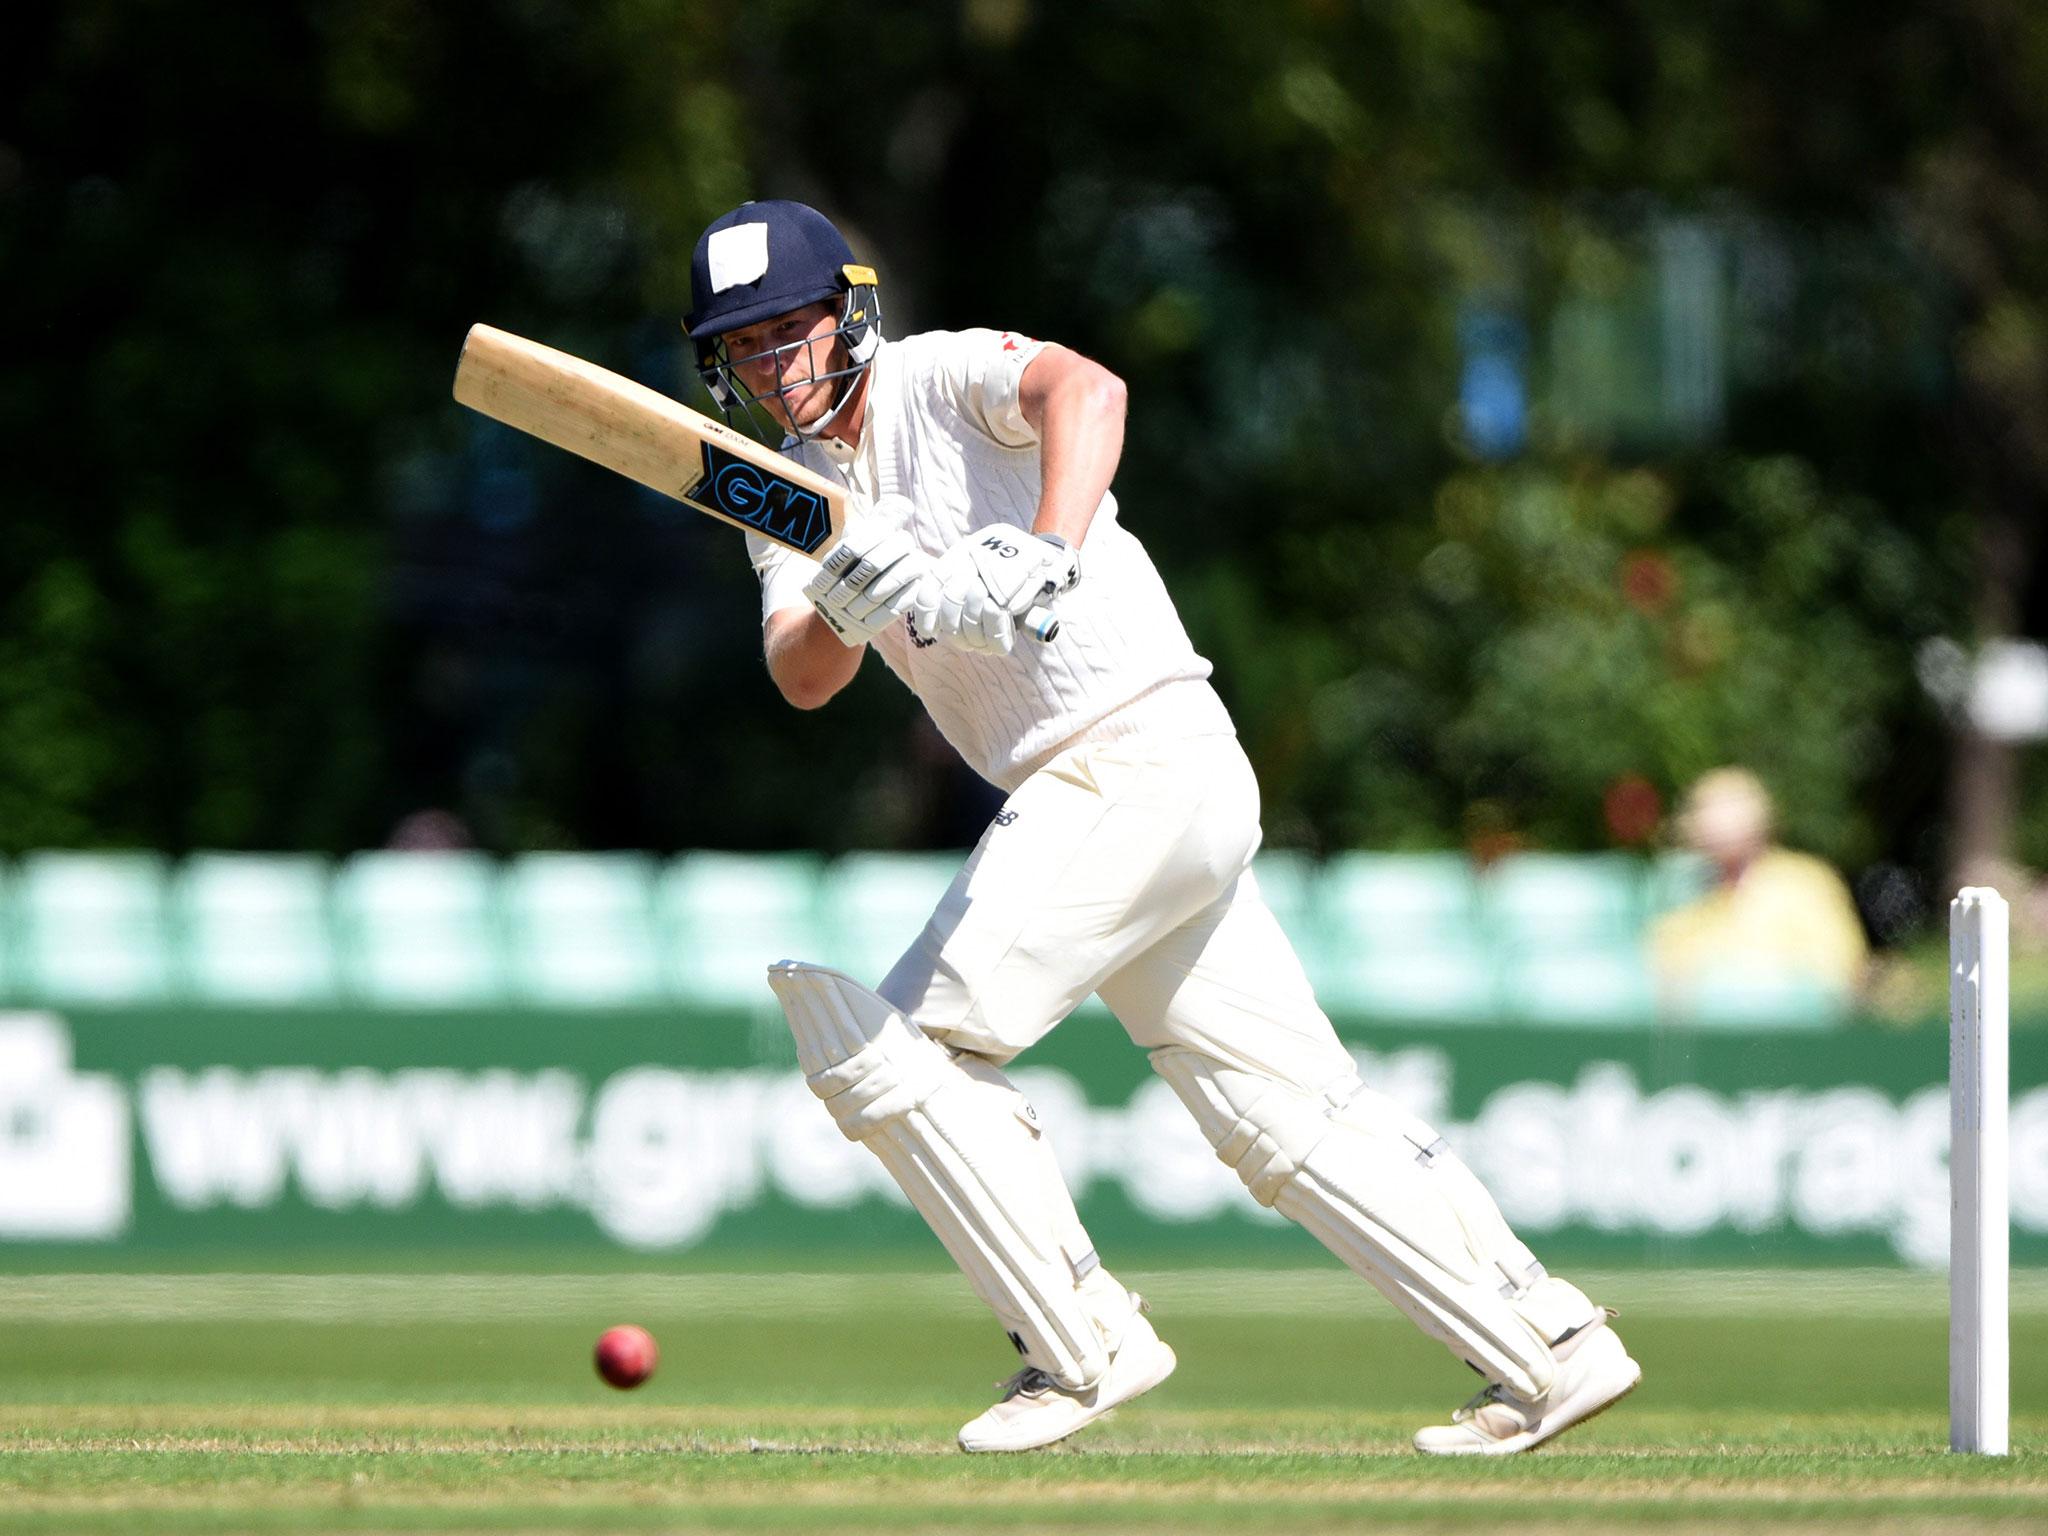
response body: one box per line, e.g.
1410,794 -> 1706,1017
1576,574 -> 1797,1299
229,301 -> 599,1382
929,328 -> 1050,448
747,531 -> 822,623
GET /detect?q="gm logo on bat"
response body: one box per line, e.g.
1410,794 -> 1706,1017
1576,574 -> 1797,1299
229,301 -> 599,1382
682,443 -> 833,555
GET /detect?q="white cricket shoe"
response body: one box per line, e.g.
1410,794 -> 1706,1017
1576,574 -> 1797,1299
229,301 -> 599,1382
1412,1311 -> 1641,1456
957,1307 -> 1178,1453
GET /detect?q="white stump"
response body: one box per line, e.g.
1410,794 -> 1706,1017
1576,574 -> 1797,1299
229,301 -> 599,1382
1950,886 -> 2010,1455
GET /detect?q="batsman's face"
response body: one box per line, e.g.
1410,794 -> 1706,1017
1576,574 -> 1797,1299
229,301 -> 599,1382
723,302 -> 844,430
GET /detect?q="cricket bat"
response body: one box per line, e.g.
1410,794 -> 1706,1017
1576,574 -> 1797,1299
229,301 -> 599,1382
452,324 -> 1059,642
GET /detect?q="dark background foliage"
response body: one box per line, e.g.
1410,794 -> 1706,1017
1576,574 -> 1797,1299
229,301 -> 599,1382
5,3 -> 2045,927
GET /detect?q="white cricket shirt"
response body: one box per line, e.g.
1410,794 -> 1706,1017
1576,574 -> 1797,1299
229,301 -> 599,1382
746,328 -> 1232,790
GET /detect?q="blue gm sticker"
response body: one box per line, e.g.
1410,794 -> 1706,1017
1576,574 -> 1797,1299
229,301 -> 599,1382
682,443 -> 833,554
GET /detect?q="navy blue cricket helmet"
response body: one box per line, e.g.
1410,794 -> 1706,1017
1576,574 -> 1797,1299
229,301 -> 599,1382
684,200 -> 881,435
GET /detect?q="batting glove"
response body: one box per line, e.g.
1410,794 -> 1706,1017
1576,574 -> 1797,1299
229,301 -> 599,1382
913,530 -> 1080,655
803,516 -> 932,647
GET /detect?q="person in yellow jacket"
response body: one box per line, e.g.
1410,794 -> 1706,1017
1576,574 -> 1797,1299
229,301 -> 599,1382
1652,768 -> 1869,1005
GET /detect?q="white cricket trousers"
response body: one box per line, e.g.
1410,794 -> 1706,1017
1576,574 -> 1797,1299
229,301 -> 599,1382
880,731 -> 1353,1093
870,726 -> 1583,1400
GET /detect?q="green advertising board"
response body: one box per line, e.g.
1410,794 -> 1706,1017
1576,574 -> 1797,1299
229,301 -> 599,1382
2,1002 -> 2040,1266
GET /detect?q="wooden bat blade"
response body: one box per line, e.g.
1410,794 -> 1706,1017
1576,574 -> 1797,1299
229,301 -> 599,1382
452,324 -> 846,555
452,324 -> 1062,643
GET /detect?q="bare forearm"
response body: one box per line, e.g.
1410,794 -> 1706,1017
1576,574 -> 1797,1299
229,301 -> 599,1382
765,607 -> 863,709
1031,372 -> 1126,546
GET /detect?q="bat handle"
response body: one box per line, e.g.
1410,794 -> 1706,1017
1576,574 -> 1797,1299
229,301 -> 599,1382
1022,604 -> 1061,644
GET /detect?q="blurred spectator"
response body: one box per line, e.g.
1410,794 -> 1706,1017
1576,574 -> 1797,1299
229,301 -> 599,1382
1651,768 -> 1869,1010
386,808 -> 474,852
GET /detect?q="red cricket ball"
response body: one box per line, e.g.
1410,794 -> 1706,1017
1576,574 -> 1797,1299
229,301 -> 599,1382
593,1324 -> 659,1389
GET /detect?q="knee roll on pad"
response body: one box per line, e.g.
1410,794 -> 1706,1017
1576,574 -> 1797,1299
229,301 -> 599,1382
770,960 -> 1119,1389
1150,1045 -> 1568,1399
800,1011 -> 950,1141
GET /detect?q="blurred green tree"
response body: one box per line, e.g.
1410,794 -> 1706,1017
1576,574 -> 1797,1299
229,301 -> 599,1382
2,0 -> 2041,909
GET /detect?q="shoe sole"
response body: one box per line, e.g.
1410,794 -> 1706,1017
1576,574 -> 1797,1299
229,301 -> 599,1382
1518,1355 -> 1641,1452
1415,1335 -> 1642,1457
959,1341 -> 1179,1453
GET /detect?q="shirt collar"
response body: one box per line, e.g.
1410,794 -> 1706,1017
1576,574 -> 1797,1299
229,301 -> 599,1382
813,339 -> 887,464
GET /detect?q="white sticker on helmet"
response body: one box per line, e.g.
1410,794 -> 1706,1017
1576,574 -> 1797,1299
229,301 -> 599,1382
707,222 -> 770,293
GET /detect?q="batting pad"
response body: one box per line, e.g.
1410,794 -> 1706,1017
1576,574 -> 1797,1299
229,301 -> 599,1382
769,961 -> 1120,1389
1151,1047 -> 1587,1399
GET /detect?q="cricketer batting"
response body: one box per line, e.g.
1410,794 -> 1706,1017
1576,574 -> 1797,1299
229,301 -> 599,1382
685,199 -> 1642,1455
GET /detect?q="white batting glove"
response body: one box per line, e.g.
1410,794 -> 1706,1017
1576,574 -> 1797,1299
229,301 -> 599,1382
912,529 -> 1081,655
913,550 -> 1012,654
803,513 -> 931,648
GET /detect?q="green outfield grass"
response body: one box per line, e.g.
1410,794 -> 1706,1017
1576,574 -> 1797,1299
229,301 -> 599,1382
2,1267 -> 2044,1533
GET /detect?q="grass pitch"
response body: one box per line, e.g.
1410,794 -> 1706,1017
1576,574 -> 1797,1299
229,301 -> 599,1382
1,1266 -> 2043,1532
